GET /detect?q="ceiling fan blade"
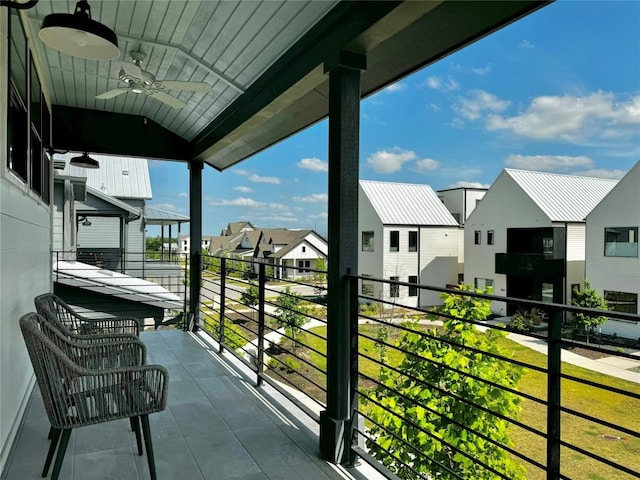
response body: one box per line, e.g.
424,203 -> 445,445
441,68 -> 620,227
150,91 -> 186,109
121,61 -> 143,79
96,88 -> 129,99
160,81 -> 212,92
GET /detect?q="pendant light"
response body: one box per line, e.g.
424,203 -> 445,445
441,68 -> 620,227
39,1 -> 120,61
70,152 -> 100,169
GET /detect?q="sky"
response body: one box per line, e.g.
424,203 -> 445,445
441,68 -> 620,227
146,1 -> 640,238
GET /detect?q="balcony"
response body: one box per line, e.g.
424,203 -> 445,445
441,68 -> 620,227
6,258 -> 640,479
495,252 -> 565,277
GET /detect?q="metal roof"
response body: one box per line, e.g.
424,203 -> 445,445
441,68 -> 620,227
360,180 -> 458,226
504,169 -> 618,222
145,206 -> 190,225
57,154 -> 152,200
85,186 -> 142,217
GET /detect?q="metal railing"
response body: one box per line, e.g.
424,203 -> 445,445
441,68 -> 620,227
196,256 -> 639,479
52,250 -> 188,328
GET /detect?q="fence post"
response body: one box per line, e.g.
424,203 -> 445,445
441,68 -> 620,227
348,272 -> 360,467
547,308 -> 562,479
182,254 -> 188,331
257,262 -> 266,387
219,257 -> 226,354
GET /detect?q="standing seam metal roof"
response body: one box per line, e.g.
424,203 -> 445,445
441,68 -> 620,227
360,180 -> 458,226
505,169 -> 618,222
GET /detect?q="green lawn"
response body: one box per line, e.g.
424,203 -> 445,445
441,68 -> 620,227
290,325 -> 640,480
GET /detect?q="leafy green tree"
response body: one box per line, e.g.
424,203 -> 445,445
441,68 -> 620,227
571,280 -> 609,344
365,285 -> 525,480
313,258 -> 327,294
275,287 -> 306,353
240,280 -> 259,322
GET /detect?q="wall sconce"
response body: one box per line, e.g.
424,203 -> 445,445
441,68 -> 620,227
78,215 -> 92,226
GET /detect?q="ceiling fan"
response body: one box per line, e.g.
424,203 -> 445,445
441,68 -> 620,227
95,50 -> 212,108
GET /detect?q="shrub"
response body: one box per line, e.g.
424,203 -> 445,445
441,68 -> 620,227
284,356 -> 300,372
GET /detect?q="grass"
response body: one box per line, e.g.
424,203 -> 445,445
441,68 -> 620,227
286,324 -> 640,480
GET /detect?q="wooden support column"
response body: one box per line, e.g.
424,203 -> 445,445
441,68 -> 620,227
189,161 -> 203,332
319,49 -> 366,465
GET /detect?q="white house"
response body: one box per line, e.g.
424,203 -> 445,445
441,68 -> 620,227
437,186 -> 487,225
359,180 -> 462,308
464,169 -> 617,316
255,229 -> 328,280
585,161 -> 640,339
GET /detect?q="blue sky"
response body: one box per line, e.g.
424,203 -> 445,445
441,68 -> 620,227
147,1 -> 640,238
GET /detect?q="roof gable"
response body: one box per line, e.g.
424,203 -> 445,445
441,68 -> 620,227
587,161 -> 640,220
359,180 -> 458,226
505,169 -> 618,222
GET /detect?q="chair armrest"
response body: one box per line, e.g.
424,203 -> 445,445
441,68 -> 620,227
76,317 -> 140,336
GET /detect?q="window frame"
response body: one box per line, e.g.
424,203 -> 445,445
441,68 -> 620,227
362,231 -> 374,252
604,227 -> 638,258
389,276 -> 400,298
487,230 -> 494,245
297,260 -> 311,273
408,231 -> 418,252
361,274 -> 374,296
474,230 -> 481,245
604,290 -> 638,316
408,275 -> 418,297
390,230 -> 399,252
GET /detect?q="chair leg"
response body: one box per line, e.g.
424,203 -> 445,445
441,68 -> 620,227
140,415 -> 157,480
131,416 -> 143,455
129,417 -> 136,432
42,428 -> 61,477
50,429 -> 72,480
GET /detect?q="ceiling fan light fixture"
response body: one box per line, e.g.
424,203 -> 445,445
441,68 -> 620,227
70,152 -> 100,169
130,83 -> 144,94
39,0 -> 120,61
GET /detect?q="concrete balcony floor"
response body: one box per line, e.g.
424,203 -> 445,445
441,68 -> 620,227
5,330 -> 381,480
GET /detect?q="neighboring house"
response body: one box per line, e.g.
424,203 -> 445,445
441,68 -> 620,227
585,161 -> 640,339
464,169 -> 617,316
53,154 -> 150,272
437,187 -> 487,225
255,229 -> 328,280
221,221 -> 256,236
359,180 -> 462,308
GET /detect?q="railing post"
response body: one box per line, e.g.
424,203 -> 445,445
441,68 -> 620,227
182,253 -> 188,331
257,262 -> 266,387
219,257 -> 226,354
547,308 -> 562,479
348,272 -> 360,467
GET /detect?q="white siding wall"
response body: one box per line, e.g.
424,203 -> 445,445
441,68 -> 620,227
464,172 -> 551,315
53,186 -> 64,250
304,233 -> 328,256
0,11 -> 52,469
564,223 -> 586,304
77,216 -> 121,248
382,226 -> 421,307
465,190 -> 487,220
419,227 -> 460,306
438,189 -> 464,224
586,164 -> 640,338
358,187 -> 384,296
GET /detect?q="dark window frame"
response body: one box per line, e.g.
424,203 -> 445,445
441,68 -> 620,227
408,231 -> 418,252
487,230 -> 494,245
362,231 -> 374,252
390,231 -> 399,252
604,227 -> 638,258
604,290 -> 638,316
408,275 -> 418,297
389,276 -> 400,298
474,230 -> 481,245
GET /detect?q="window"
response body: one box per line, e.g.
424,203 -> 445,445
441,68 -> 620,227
474,278 -> 493,290
390,231 -> 399,252
604,227 -> 638,257
543,237 -> 554,255
408,276 -> 418,297
487,230 -> 494,245
474,231 -> 481,245
408,231 -> 418,252
604,291 -> 638,315
362,231 -> 374,252
390,276 -> 399,298
297,260 -> 311,273
302,246 -> 306,253
8,11 -> 28,182
362,275 -> 374,296
458,273 -> 464,284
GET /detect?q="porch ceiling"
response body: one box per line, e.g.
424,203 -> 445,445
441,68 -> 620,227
26,1 -> 549,169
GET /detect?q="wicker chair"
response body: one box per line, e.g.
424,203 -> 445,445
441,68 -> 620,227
35,293 -> 140,337
20,313 -> 168,480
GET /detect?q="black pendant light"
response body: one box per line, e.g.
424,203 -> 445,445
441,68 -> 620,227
70,152 -> 100,169
39,1 -> 120,61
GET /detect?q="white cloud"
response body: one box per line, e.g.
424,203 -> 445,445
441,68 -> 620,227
384,82 -> 406,93
233,169 -> 249,176
414,158 -> 440,173
505,154 -> 594,172
425,76 -> 458,92
448,181 -> 491,189
248,173 -> 281,184
268,203 -> 289,210
520,40 -> 534,49
298,157 -> 328,172
486,92 -> 640,142
293,193 -> 328,203
574,168 -> 627,180
149,203 -> 182,212
471,63 -> 492,76
177,192 -> 188,198
367,147 -> 418,174
234,186 -> 253,193
208,197 -> 264,207
455,90 -> 510,121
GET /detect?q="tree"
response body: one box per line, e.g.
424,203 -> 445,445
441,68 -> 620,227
313,258 -> 327,295
570,280 -> 609,344
275,287 -> 306,353
240,280 -> 259,322
365,285 -> 525,480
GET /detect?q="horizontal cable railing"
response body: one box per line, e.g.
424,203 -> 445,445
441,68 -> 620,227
198,255 -> 329,421
52,250 -> 188,328
348,274 -> 640,480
